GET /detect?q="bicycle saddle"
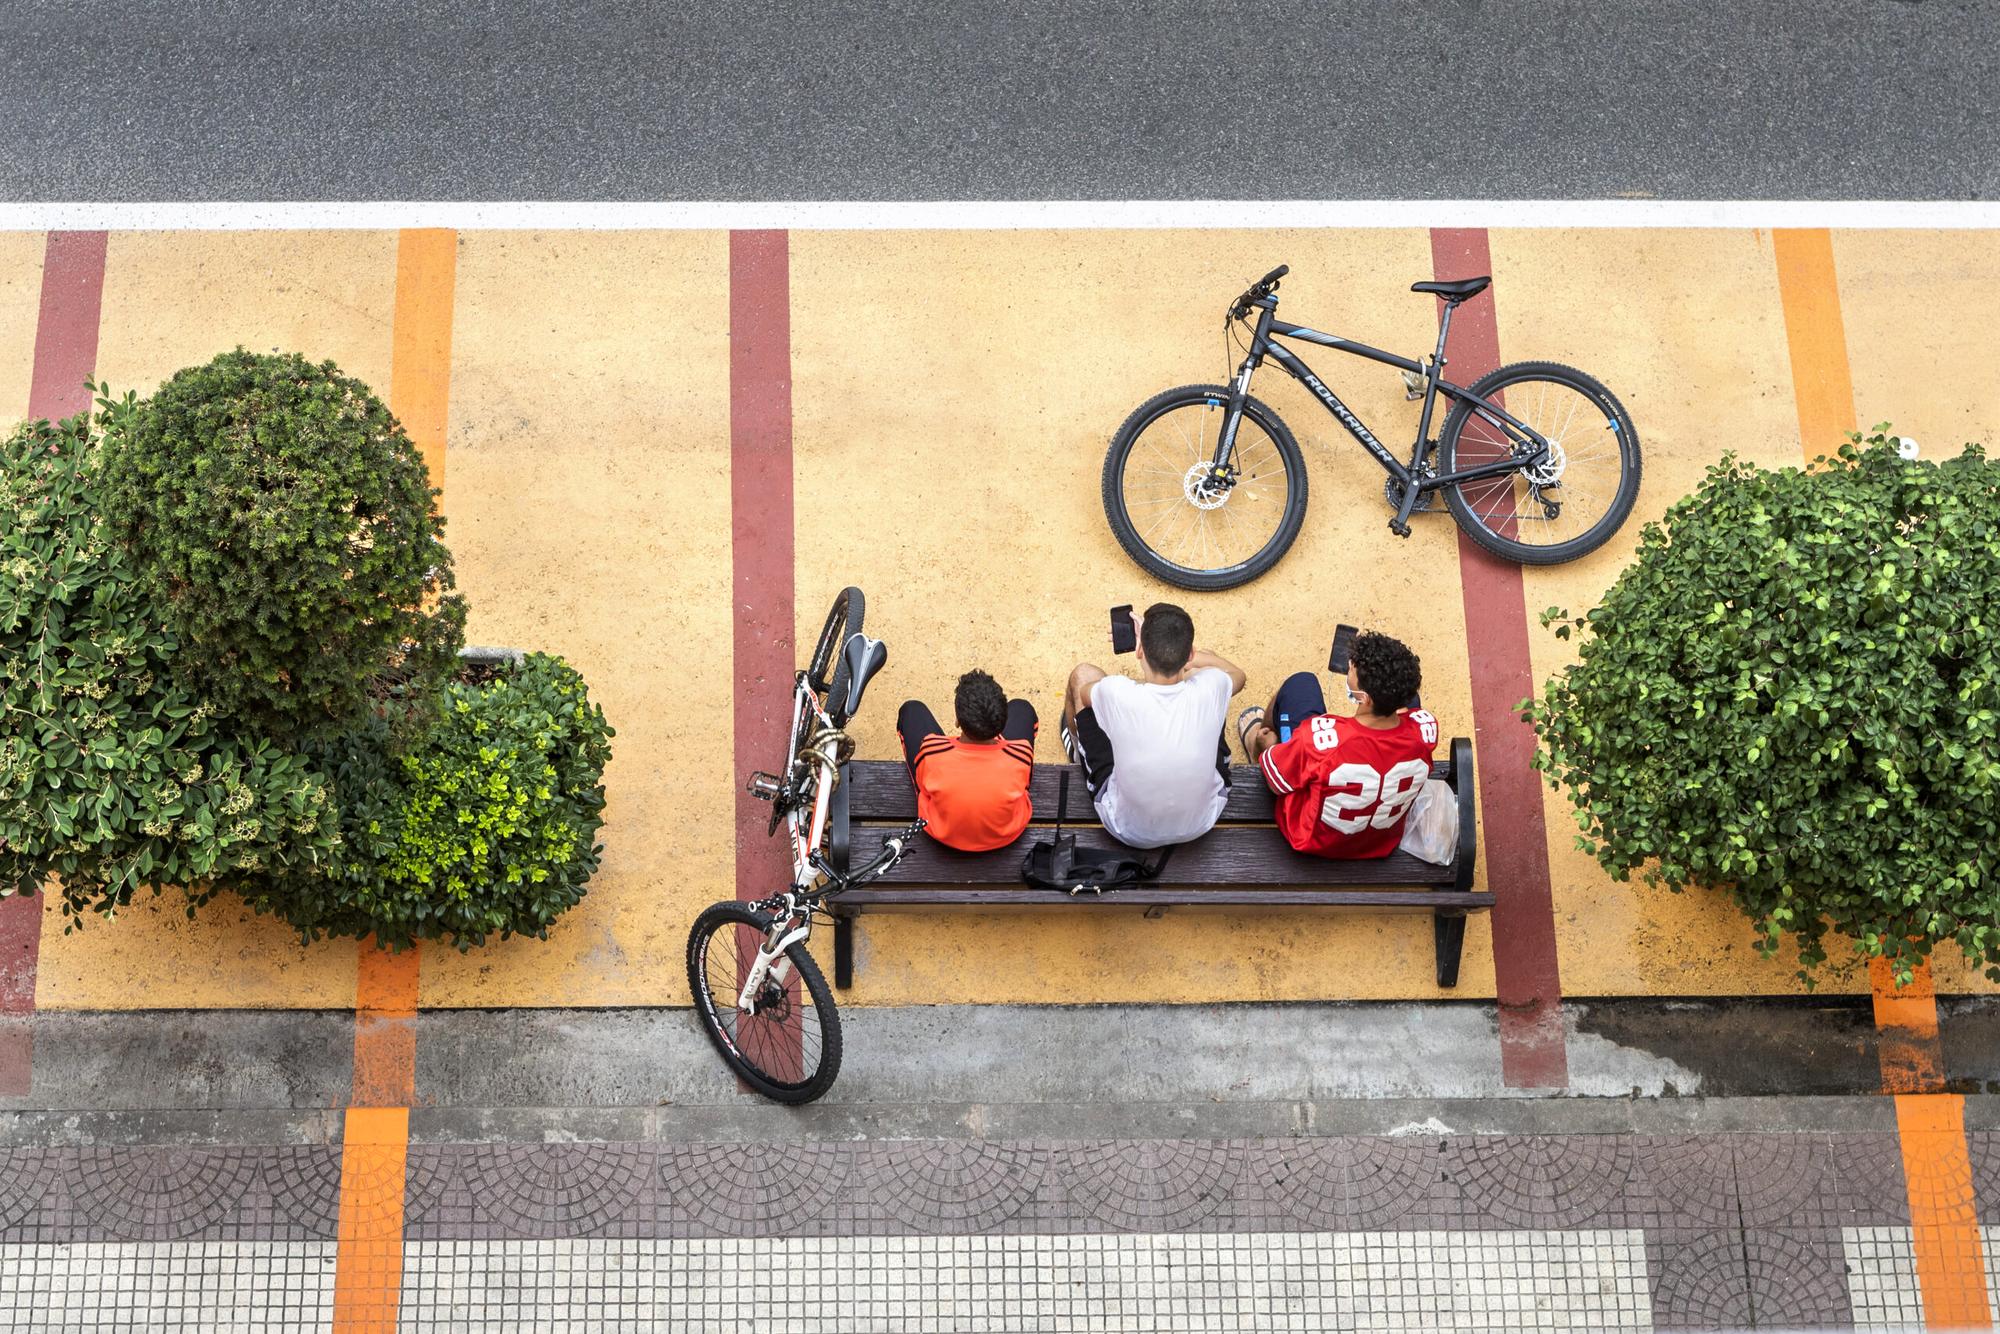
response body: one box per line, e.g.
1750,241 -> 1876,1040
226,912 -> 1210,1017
1411,275 -> 1490,301
837,633 -> 888,720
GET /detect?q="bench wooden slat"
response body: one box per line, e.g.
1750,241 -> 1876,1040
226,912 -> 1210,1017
832,886 -> 1493,909
825,737 -> 1481,992
845,822 -> 1458,887
844,757 -> 1455,824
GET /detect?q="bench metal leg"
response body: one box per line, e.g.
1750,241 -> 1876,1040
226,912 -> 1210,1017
1433,910 -> 1467,989
833,913 -> 854,990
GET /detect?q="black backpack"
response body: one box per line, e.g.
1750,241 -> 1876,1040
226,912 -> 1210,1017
1020,771 -> 1175,896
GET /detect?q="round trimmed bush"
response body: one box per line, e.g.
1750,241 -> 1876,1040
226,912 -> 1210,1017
243,653 -> 615,950
98,349 -> 465,736
0,409 -> 338,923
1522,434 -> 2000,985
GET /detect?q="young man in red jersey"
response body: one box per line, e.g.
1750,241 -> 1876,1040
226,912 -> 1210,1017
896,670 -> 1037,852
1235,631 -> 1439,859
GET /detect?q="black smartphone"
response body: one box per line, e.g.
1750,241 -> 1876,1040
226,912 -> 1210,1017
1328,623 -> 1358,674
1110,605 -> 1136,655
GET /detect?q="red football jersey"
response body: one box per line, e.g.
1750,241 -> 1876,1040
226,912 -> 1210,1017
1257,710 -> 1440,858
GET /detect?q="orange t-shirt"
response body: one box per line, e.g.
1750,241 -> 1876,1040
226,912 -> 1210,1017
909,734 -> 1035,851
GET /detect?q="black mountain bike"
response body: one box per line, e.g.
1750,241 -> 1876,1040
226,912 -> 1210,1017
1103,265 -> 1642,590
684,587 -> 925,1104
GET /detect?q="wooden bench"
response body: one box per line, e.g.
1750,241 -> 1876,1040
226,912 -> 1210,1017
825,737 -> 1486,989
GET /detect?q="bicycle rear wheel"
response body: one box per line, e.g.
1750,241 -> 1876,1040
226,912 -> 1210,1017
686,901 -> 843,1104
1102,385 -> 1308,591
1437,361 -> 1641,565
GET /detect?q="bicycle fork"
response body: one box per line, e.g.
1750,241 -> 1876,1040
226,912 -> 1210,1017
737,910 -> 811,1013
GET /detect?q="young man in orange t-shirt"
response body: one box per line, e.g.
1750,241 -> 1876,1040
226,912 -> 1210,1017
895,670 -> 1037,852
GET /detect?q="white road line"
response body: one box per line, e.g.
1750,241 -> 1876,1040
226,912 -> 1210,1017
0,201 -> 1996,231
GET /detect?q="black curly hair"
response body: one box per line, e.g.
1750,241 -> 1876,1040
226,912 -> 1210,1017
954,669 -> 1008,741
1351,631 -> 1422,714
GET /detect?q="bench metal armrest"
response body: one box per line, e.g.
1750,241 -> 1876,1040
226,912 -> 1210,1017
828,760 -> 853,876
1449,737 -> 1477,895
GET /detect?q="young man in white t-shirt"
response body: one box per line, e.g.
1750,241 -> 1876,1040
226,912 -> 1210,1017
1058,603 -> 1246,849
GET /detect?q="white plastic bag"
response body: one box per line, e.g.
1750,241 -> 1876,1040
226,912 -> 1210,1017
1398,778 -> 1458,865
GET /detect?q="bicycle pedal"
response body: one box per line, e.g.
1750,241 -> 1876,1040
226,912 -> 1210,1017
746,772 -> 783,801
1388,519 -> 1412,539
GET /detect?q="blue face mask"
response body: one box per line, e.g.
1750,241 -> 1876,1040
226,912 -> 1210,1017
1346,689 -> 1365,707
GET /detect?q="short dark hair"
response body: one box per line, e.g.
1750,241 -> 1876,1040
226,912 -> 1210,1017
954,669 -> 1007,740
1140,602 -> 1195,675
1352,631 -> 1422,713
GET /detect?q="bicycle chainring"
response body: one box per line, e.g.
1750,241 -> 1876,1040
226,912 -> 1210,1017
1384,471 -> 1439,515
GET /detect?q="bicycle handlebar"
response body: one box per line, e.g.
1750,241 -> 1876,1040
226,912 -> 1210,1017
1229,264 -> 1290,319
850,818 -> 928,884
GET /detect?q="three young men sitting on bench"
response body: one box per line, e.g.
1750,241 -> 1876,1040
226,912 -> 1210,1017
900,606 -> 1436,859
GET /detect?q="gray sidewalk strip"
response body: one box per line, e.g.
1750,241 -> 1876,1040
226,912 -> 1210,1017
0,1095 -> 1926,1149
10,996 -> 1987,1118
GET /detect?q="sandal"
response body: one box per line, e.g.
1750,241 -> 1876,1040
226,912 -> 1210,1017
1235,706 -> 1268,760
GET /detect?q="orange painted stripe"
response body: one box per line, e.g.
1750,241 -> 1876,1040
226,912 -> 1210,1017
390,228 -> 457,489
352,939 -> 421,1107
1896,1094 -> 1994,1330
332,227 -> 456,1330
1873,956 -> 1945,1096
1777,228 -> 1991,1327
1771,228 -> 1859,452
332,1106 -> 410,1333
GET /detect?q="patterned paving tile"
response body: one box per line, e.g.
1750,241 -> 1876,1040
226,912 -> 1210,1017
1250,1135 -> 1442,1231
467,1142 -> 652,1239
1446,1135 -> 1637,1230
58,1145 -> 261,1241
1743,1227 -> 1853,1329
1970,1129 -> 2000,1225
661,1139 -> 849,1238
862,1139 -> 1046,1233
0,1147 -> 59,1239
1828,1134 -> 1911,1227
1648,1228 -> 1754,1331
1057,1138 -> 1243,1232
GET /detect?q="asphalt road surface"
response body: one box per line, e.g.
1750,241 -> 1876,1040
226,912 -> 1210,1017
2,0 -> 1995,202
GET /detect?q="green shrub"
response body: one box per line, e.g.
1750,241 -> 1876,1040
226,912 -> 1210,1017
243,653 -> 614,950
1522,434 -> 2000,985
97,351 -> 465,737
0,411 -> 338,924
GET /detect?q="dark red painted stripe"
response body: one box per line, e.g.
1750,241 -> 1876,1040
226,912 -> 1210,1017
1430,228 -> 1568,1090
27,232 -> 109,421
729,230 -> 796,905
728,231 -> 800,1082
2,231 -> 110,1095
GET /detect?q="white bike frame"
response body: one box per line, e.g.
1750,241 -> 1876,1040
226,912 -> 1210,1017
736,676 -> 839,1014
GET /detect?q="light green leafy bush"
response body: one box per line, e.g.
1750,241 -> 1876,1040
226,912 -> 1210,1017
242,653 -> 614,950
1522,434 -> 2000,985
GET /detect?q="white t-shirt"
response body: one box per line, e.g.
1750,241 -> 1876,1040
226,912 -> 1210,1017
1089,668 -> 1233,849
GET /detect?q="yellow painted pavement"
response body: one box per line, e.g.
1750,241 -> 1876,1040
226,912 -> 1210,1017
421,231 -> 735,1007
789,229 -> 1487,1004
0,233 -> 44,416
3,226 -> 1994,1008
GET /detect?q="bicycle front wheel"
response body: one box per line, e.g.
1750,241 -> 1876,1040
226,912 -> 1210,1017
1437,361 -> 1641,565
1102,385 -> 1307,592
807,586 -> 864,694
686,901 -> 843,1104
